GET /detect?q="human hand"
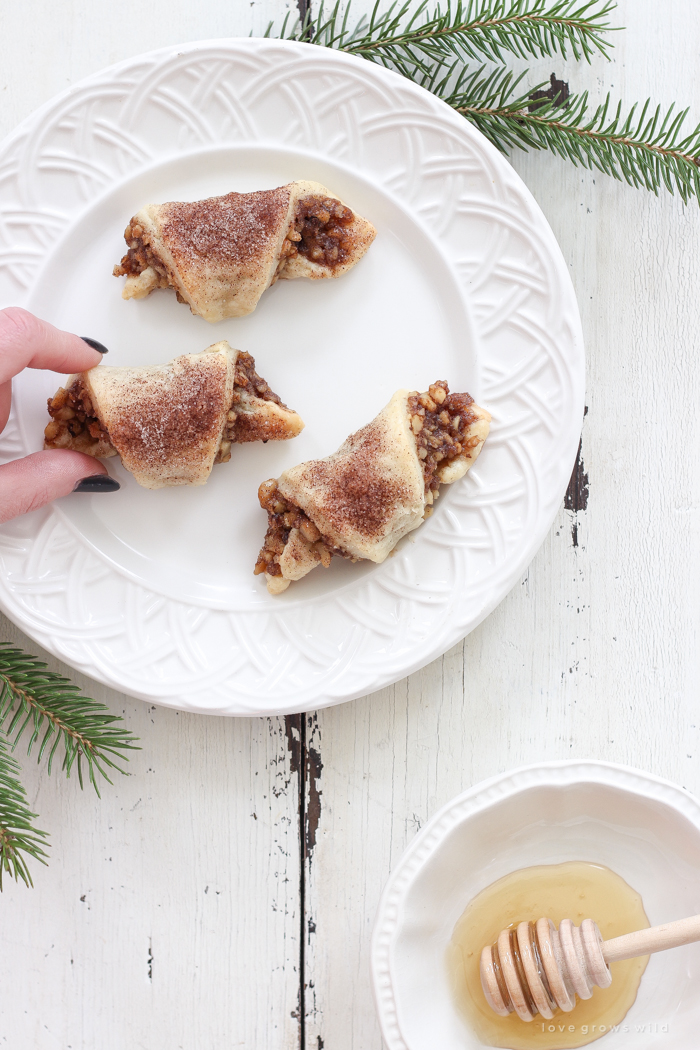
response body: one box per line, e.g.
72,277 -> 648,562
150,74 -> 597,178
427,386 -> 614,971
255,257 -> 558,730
0,307 -> 118,524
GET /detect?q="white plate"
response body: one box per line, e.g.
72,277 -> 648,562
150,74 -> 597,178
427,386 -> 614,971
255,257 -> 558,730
0,39 -> 584,715
371,761 -> 700,1049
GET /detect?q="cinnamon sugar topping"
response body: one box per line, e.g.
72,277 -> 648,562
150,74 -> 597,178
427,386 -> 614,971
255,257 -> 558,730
105,358 -> 229,470
161,188 -> 293,268
300,425 -> 413,542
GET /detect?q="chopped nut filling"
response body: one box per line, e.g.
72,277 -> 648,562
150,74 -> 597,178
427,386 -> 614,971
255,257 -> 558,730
407,382 -> 479,496
112,218 -> 171,288
280,195 -> 355,270
215,353 -> 291,460
44,379 -> 114,456
254,479 -> 350,578
233,352 -> 283,408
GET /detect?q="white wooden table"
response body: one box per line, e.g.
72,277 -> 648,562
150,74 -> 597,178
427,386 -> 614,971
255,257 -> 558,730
1,2 -> 699,1047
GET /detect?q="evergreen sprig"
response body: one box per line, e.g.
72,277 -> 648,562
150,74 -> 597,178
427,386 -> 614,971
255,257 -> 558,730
269,0 -> 700,205
0,733 -> 49,888
275,0 -> 617,68
0,644 -> 138,792
434,65 -> 700,201
0,643 -> 138,888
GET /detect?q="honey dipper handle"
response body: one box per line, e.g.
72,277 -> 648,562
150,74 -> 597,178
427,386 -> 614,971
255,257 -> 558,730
602,914 -> 700,963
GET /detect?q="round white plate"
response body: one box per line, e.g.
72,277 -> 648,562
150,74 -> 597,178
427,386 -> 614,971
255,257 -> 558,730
0,39 -> 584,715
371,761 -> 700,1049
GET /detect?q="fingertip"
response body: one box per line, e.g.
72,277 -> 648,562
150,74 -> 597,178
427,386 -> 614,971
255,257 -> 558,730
55,332 -> 105,373
0,308 -> 105,378
40,449 -> 110,484
0,450 -> 114,523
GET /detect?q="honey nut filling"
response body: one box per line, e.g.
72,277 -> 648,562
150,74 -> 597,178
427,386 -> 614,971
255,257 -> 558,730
407,381 -> 480,502
254,479 -> 352,579
45,379 -> 114,457
278,196 -> 355,271
113,218 -> 175,290
215,352 -> 289,462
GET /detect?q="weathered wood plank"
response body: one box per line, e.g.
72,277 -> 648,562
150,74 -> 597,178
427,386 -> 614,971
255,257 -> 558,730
0,618 -> 302,1049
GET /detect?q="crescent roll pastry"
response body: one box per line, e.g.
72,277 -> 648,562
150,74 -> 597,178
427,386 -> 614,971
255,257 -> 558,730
44,342 -> 304,489
113,180 -> 376,322
254,381 -> 490,594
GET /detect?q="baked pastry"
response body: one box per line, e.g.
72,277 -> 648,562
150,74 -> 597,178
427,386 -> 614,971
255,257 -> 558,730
44,342 -> 304,489
254,381 -> 490,593
113,181 -> 376,321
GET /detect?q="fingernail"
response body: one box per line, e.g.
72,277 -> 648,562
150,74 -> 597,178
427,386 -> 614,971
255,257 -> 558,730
81,337 -> 109,354
73,475 -> 120,493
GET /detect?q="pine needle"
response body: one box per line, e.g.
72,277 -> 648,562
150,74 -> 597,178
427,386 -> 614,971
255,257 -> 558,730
0,644 -> 139,796
0,733 -> 49,889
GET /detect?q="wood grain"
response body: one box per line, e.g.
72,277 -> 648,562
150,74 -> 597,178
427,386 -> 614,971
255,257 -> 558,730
603,915 -> 700,963
1,1 -> 700,1047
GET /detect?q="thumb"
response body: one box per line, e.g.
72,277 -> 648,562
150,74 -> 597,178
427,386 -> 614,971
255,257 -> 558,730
0,450 -> 119,524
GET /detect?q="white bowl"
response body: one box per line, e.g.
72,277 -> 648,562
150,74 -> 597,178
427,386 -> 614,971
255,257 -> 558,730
371,761 -> 700,1049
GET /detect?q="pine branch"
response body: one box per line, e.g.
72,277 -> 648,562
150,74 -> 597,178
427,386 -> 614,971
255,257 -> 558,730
272,0 -> 618,69
0,644 -> 139,795
438,65 -> 700,202
0,732 -> 49,889
268,1 -> 700,205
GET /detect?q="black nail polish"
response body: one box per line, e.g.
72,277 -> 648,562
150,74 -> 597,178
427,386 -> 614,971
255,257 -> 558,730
73,475 -> 120,493
81,337 -> 109,354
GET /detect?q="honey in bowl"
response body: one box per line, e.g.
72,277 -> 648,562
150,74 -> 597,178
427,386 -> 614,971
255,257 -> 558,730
447,862 -> 649,1049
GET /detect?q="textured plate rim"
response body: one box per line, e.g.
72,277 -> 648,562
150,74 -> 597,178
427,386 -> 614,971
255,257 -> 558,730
0,39 -> 585,714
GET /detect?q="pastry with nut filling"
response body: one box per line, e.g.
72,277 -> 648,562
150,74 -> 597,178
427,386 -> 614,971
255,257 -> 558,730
44,342 -> 304,489
255,382 -> 490,593
113,181 -> 376,322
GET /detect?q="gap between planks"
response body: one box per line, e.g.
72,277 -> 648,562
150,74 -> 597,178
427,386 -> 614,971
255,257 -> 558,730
285,712 -> 323,1050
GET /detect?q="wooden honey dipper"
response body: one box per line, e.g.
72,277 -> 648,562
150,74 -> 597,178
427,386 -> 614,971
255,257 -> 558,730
480,912 -> 700,1021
